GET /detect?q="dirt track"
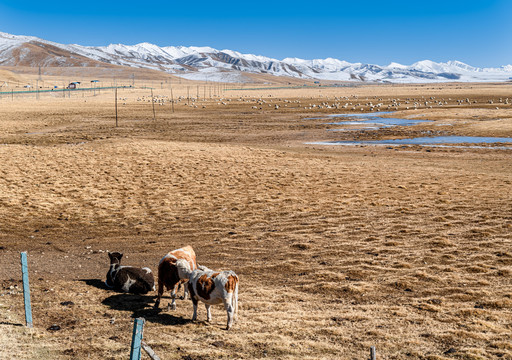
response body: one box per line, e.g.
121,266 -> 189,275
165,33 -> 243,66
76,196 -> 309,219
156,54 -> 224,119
1,82 -> 511,359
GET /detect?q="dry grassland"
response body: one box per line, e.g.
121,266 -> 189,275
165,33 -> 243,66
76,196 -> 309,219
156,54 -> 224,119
0,78 -> 511,360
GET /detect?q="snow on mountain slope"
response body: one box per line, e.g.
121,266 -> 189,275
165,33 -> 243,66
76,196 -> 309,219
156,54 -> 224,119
1,31 -> 511,83
0,32 -> 114,68
387,62 -> 408,69
409,60 -> 479,74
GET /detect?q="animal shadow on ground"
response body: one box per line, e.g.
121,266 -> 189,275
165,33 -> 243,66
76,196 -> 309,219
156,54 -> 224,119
79,278 -> 110,290
102,293 -> 190,326
80,278 -> 190,325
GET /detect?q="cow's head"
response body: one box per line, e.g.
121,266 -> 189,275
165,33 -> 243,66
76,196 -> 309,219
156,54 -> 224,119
106,252 -> 123,288
108,252 -> 123,265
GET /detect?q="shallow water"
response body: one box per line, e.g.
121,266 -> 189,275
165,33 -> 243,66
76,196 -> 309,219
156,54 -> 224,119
311,136 -> 512,146
328,118 -> 432,127
328,112 -> 393,118
309,112 -> 512,148
325,112 -> 432,129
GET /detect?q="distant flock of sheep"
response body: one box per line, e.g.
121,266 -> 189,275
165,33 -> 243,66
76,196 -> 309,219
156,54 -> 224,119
105,246 -> 239,330
122,94 -> 510,111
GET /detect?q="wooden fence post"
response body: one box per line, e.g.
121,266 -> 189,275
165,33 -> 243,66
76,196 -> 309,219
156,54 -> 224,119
130,317 -> 145,360
20,252 -> 33,328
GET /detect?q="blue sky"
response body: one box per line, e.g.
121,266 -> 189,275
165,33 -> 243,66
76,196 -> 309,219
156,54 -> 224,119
0,0 -> 510,67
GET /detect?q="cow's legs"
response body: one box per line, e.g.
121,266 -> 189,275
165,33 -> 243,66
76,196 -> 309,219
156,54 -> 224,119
170,283 -> 178,310
191,297 -> 198,321
180,281 -> 189,300
233,286 -> 239,322
205,304 -> 212,322
223,297 -> 235,330
154,278 -> 164,308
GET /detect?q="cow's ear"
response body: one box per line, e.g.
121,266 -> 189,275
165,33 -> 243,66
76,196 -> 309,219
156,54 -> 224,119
108,252 -> 113,260
118,253 -> 123,260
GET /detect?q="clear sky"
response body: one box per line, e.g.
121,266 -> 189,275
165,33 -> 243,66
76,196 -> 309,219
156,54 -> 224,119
0,0 -> 510,67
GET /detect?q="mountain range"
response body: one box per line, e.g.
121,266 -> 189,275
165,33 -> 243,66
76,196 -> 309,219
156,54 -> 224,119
1,31 -> 511,83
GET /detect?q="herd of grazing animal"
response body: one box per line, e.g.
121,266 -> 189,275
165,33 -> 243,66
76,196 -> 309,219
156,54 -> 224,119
105,245 -> 239,330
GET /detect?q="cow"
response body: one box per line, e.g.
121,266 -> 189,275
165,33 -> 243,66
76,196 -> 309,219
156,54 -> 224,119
154,245 -> 197,310
176,259 -> 239,330
105,252 -> 155,294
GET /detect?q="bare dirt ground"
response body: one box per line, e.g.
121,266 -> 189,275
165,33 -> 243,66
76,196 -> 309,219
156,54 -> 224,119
0,79 -> 511,360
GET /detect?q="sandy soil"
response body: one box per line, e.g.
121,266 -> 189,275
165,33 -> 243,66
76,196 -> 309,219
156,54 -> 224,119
0,80 -> 511,360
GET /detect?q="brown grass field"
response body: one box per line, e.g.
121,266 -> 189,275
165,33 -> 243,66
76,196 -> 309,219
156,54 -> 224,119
0,69 -> 511,359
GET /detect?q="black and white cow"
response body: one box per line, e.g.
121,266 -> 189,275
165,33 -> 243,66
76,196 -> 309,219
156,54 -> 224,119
105,252 -> 155,294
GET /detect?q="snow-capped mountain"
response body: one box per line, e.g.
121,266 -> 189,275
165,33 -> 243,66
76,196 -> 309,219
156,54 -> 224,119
1,31 -> 511,83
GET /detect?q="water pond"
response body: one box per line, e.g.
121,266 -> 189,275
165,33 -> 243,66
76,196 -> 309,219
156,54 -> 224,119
309,112 -> 512,148
312,136 -> 512,147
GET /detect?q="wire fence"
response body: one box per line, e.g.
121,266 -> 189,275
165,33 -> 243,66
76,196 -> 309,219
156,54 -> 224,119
225,84 -> 363,91
0,85 -> 134,96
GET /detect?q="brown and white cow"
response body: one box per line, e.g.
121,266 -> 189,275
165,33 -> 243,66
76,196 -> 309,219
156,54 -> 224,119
154,245 -> 197,309
105,252 -> 155,294
176,260 -> 239,330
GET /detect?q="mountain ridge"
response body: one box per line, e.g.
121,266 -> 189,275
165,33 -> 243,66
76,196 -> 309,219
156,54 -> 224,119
1,31 -> 511,83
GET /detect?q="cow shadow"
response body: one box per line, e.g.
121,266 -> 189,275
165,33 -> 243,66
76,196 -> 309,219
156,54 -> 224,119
79,278 -> 109,290
80,278 -> 190,326
101,293 -> 191,326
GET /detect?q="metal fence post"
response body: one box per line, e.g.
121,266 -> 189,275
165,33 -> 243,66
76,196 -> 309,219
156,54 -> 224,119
142,341 -> 161,360
20,252 -> 33,328
370,346 -> 376,360
130,317 -> 145,360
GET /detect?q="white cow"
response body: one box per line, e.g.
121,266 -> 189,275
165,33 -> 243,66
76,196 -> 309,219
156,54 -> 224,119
176,260 -> 239,330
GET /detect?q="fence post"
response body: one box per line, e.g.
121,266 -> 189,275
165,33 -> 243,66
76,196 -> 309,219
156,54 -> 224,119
151,89 -> 156,121
115,87 -> 118,127
20,252 -> 33,328
370,346 -> 376,360
170,85 -> 175,113
142,341 -> 161,360
130,317 -> 145,360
